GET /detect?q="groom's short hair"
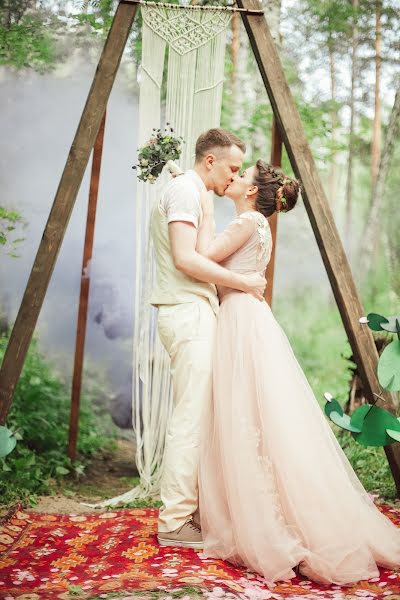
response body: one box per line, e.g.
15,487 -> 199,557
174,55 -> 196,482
195,128 -> 246,161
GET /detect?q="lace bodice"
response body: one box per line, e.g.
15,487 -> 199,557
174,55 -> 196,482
218,211 -> 272,300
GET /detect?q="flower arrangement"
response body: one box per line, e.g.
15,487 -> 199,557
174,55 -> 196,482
132,124 -> 184,183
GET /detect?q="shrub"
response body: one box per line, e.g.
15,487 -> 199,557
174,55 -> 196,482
0,335 -> 115,506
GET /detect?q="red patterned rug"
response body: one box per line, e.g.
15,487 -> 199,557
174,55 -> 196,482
0,503 -> 399,600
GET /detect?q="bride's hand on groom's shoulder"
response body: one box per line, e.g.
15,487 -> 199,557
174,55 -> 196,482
200,190 -> 214,217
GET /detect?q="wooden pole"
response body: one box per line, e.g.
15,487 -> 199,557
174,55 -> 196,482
265,117 -> 283,307
237,0 -> 400,494
68,111 -> 106,462
0,1 -> 137,425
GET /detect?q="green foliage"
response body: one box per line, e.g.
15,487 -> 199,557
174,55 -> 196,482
0,206 -> 25,257
0,335 -> 114,506
221,45 -> 337,169
0,425 -> 17,457
73,0 -> 115,36
73,0 -> 148,68
274,288 -> 353,409
360,258 -> 399,317
0,16 -> 56,71
85,587 -> 205,600
299,0 -> 353,44
384,141 -> 400,298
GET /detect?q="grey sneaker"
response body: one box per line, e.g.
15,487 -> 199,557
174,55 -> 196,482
157,519 -> 203,549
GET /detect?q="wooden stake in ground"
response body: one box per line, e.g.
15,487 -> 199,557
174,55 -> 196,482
264,117 -> 282,307
0,1 -> 137,424
237,0 -> 400,494
68,111 -> 107,462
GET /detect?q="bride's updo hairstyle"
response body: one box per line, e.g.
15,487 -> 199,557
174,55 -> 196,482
252,159 -> 300,218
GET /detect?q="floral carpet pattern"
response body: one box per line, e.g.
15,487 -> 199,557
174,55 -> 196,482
0,504 -> 399,600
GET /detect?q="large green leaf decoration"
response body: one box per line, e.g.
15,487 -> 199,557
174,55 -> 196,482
348,404 -> 370,431
350,404 -> 400,447
330,411 -> 361,433
324,395 -> 361,433
324,396 -> 343,418
324,396 -> 400,446
0,426 -> 17,458
325,309 -> 400,450
380,316 -> 400,335
377,339 -> 400,391
387,425 -> 400,443
366,313 -> 389,331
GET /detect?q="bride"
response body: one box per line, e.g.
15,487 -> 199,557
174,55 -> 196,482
196,159 -> 400,585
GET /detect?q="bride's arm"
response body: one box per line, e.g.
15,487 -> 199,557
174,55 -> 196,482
196,190 -> 255,263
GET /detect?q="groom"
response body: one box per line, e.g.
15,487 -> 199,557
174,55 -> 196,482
150,128 -> 266,549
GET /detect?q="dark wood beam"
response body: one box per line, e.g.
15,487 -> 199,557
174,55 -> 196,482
68,111 -> 107,462
265,117 -> 283,307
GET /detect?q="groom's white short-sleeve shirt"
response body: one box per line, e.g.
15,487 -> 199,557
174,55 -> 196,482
150,170 -> 219,314
161,170 -> 202,228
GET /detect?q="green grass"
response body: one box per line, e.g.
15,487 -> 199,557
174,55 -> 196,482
337,429 -> 396,500
0,334 -> 116,507
85,588 -> 205,600
274,288 -> 353,409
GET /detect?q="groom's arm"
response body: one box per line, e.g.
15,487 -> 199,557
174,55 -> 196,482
169,222 -> 265,299
164,177 -> 265,298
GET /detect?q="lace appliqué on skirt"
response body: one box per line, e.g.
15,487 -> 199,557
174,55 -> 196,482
239,415 -> 285,526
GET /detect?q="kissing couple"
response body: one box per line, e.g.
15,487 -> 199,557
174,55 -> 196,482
149,127 -> 400,585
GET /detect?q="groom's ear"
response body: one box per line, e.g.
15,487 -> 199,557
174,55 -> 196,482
204,153 -> 216,170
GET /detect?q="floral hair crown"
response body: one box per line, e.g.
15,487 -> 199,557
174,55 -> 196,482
266,166 -> 291,212
132,124 -> 184,183
279,176 -> 294,211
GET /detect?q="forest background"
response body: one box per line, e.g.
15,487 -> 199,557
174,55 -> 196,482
0,0 -> 399,506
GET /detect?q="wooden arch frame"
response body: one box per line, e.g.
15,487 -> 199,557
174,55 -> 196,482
1,0 -> 399,494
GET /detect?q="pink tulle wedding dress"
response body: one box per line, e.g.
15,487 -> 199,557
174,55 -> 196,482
199,210 -> 400,585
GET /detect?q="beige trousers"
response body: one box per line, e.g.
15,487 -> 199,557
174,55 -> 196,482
157,299 -> 216,533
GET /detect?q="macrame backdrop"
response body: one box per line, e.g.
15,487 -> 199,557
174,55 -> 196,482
94,5 -> 231,507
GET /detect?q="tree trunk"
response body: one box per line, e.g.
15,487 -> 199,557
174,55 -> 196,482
328,38 -> 338,206
345,0 -> 359,249
371,0 -> 382,193
358,86 -> 400,277
247,0 -> 281,152
385,228 -> 400,300
231,12 -> 240,81
232,22 -> 252,131
263,0 -> 282,45
230,12 -> 240,128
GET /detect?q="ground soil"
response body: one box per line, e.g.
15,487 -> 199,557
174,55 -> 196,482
30,437 -> 140,515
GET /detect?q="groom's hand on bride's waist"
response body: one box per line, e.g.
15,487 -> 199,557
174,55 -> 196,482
240,273 -> 266,301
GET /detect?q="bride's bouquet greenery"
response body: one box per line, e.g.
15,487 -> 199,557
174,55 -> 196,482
132,124 -> 184,183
